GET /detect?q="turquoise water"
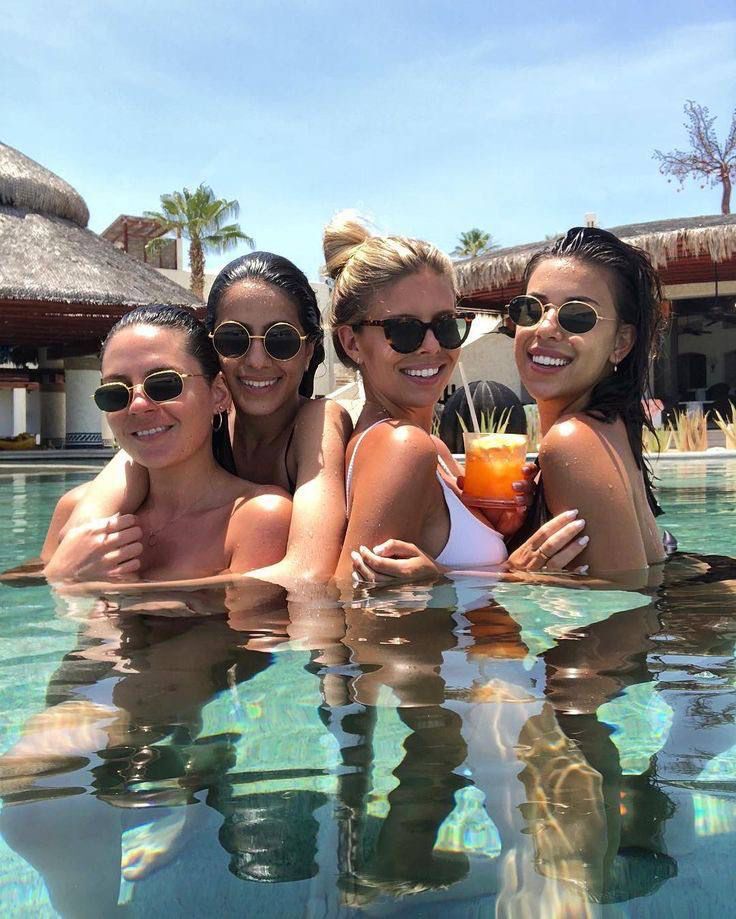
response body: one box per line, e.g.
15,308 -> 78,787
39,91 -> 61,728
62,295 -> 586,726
0,463 -> 734,917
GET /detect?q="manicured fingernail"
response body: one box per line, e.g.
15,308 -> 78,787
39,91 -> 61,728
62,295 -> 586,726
512,482 -> 524,491
576,565 -> 589,575
577,535 -> 589,546
573,519 -> 585,528
372,545 -> 384,554
564,509 -> 579,519
515,496 -> 526,505
351,551 -> 361,563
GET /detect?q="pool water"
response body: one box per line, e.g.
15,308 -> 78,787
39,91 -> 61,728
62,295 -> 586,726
0,463 -> 734,917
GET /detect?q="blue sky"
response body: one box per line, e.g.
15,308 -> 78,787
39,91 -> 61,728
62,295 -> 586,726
3,1 -> 735,280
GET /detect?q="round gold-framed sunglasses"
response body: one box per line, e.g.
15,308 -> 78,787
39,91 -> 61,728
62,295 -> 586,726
93,370 -> 204,413
210,321 -> 308,361
507,295 -> 616,335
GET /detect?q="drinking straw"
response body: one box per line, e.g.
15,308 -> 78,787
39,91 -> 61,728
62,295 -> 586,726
457,360 -> 480,433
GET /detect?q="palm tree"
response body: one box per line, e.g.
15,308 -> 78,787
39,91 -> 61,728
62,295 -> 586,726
145,184 -> 254,299
654,100 -> 736,215
452,228 -> 500,258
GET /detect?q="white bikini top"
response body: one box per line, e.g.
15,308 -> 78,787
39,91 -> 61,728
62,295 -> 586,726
345,420 -> 507,570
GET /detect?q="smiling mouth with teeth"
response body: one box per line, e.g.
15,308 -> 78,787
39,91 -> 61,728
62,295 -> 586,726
132,425 -> 172,438
241,379 -> 278,389
530,354 -> 571,367
403,367 -> 441,378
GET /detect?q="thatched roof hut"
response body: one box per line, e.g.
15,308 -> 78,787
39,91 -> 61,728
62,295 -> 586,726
456,214 -> 736,298
0,142 -> 201,352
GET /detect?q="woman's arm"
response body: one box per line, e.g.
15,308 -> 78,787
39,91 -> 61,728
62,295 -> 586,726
539,417 -> 648,573
336,422 -> 440,582
40,483 -> 89,562
246,399 -> 352,585
62,450 -> 149,531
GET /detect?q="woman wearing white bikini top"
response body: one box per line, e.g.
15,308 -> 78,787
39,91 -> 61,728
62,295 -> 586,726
324,212 -> 589,584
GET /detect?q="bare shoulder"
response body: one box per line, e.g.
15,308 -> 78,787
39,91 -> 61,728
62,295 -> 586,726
226,484 -> 291,573
354,420 -> 438,477
539,413 -> 634,514
539,414 -> 623,471
228,483 -> 292,541
295,397 -> 352,441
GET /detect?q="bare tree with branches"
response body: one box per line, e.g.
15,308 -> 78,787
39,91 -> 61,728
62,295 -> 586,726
653,100 -> 736,214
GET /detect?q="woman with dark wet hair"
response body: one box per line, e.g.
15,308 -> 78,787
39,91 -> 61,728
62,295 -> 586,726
43,305 -> 291,581
506,226 -> 668,573
49,253 -> 352,585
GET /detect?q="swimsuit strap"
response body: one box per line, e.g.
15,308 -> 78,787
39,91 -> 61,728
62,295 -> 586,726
436,454 -> 454,478
345,419 -> 391,512
284,422 -> 298,494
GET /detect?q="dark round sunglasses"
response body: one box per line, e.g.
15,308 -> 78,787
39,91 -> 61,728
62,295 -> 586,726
351,312 -> 475,354
210,321 -> 308,361
507,295 -> 616,335
93,370 -> 204,413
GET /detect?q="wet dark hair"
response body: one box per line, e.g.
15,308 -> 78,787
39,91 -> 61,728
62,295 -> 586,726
522,227 -> 668,509
100,304 -> 229,467
101,304 -> 220,379
206,251 -> 325,399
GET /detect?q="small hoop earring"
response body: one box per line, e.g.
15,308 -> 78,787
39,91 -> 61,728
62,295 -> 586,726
212,411 -> 224,431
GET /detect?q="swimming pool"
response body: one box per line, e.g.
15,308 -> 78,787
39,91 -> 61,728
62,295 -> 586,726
0,462 -> 734,917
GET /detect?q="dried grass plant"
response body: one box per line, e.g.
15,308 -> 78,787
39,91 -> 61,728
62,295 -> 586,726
642,425 -> 672,454
712,401 -> 736,449
666,409 -> 708,452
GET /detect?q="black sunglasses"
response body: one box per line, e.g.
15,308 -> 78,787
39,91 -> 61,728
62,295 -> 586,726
507,295 -> 617,335
93,370 -> 204,413
210,321 -> 309,361
351,312 -> 475,354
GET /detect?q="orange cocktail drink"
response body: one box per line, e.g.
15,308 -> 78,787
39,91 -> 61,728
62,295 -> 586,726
462,432 -> 528,508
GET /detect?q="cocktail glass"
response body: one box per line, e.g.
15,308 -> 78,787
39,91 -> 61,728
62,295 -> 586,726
462,432 -> 528,508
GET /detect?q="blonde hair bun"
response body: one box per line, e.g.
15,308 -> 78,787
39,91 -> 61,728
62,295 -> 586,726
322,210 -> 374,281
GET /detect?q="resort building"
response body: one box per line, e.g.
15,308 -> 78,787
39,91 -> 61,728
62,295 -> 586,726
453,215 -> 736,414
0,142 -> 201,447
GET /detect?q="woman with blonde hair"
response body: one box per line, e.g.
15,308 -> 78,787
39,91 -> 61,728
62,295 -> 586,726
324,212 -> 588,582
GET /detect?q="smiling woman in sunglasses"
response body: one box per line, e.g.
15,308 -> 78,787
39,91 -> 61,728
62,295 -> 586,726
51,253 -> 352,585
43,306 -> 291,582
325,212 -> 589,583
504,226 -> 669,574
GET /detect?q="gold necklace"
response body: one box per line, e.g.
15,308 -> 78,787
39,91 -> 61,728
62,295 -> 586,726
145,488 -> 213,547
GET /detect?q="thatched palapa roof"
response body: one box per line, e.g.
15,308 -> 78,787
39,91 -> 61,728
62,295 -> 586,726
455,214 -> 736,295
0,142 -> 200,348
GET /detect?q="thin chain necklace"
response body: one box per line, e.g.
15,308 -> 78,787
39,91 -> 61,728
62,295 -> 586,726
145,487 -> 214,547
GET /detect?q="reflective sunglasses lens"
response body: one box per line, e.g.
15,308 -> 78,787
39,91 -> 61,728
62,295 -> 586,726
385,319 -> 424,354
213,323 -> 250,357
264,324 -> 303,360
144,371 -> 184,402
508,296 -> 542,327
558,302 -> 598,334
94,385 -> 129,412
435,316 -> 466,349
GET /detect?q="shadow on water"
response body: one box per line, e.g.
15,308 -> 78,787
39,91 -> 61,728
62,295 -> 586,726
0,551 -> 734,915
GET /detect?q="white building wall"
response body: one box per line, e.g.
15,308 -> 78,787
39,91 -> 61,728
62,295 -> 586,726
450,333 -> 521,399
0,391 -> 13,437
65,356 -> 103,447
